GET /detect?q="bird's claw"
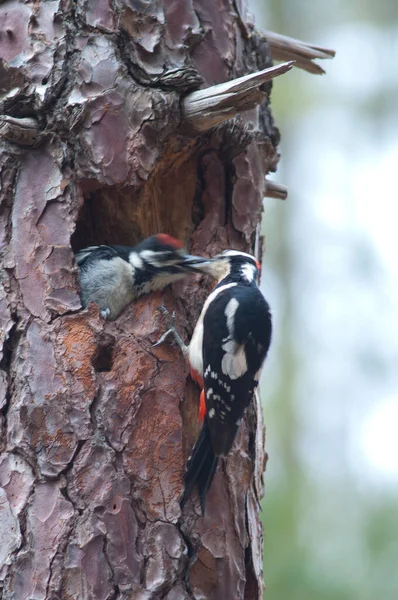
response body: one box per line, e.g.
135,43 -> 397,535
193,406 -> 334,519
153,330 -> 172,347
157,305 -> 176,328
100,308 -> 111,320
153,305 -> 187,355
158,304 -> 169,316
153,305 -> 175,347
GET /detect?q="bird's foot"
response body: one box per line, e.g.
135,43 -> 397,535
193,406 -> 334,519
100,308 -> 111,320
153,305 -> 188,356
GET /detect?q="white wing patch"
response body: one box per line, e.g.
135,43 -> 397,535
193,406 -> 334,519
221,343 -> 247,379
225,297 -> 239,334
221,297 -> 248,379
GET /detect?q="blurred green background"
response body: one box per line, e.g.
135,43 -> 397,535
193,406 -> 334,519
249,1 -> 398,598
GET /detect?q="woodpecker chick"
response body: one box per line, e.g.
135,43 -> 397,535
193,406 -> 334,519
76,234 -> 210,320
156,250 -> 272,514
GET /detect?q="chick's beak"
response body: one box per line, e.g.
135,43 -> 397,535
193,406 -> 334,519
180,255 -> 213,272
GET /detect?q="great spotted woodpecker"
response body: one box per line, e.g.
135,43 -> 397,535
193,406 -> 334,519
155,250 -> 272,514
76,234 -> 210,320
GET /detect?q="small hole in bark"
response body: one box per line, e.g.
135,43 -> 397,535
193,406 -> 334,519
113,504 -> 117,510
42,76 -> 48,85
91,334 -> 115,372
6,29 -> 13,38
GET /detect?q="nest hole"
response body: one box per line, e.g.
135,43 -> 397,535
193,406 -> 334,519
71,146 -> 199,254
71,187 -> 144,252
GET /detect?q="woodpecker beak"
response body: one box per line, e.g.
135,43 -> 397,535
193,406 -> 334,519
180,256 -> 212,272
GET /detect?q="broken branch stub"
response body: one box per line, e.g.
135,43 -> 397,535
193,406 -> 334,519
264,179 -> 288,200
264,30 -> 336,75
183,61 -> 294,132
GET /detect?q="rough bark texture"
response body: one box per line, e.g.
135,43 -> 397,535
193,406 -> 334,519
0,1 -> 280,599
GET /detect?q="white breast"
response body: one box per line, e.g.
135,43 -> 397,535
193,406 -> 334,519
188,321 -> 204,376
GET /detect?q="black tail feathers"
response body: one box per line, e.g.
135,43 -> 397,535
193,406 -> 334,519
180,421 -> 218,516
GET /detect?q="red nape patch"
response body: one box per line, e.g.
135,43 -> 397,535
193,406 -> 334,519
198,389 -> 206,422
155,233 -> 183,250
255,259 -> 261,271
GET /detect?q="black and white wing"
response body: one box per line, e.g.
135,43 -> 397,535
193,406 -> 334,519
75,245 -> 120,270
202,284 -> 272,456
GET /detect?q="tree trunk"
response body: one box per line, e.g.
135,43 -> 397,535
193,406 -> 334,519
0,1 -> 282,598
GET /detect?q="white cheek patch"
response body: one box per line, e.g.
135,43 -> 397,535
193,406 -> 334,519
139,249 -> 156,262
241,262 -> 256,283
139,249 -> 166,267
129,252 -> 143,269
214,261 -> 231,282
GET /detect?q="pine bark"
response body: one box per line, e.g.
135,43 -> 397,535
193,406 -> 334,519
0,1 -> 280,598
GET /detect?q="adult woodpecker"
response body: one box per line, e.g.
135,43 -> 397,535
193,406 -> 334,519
155,250 -> 272,514
76,234 -> 210,320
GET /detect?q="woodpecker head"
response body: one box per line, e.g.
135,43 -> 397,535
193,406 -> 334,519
189,249 -> 261,284
76,234 -> 214,320
126,234 -> 212,290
